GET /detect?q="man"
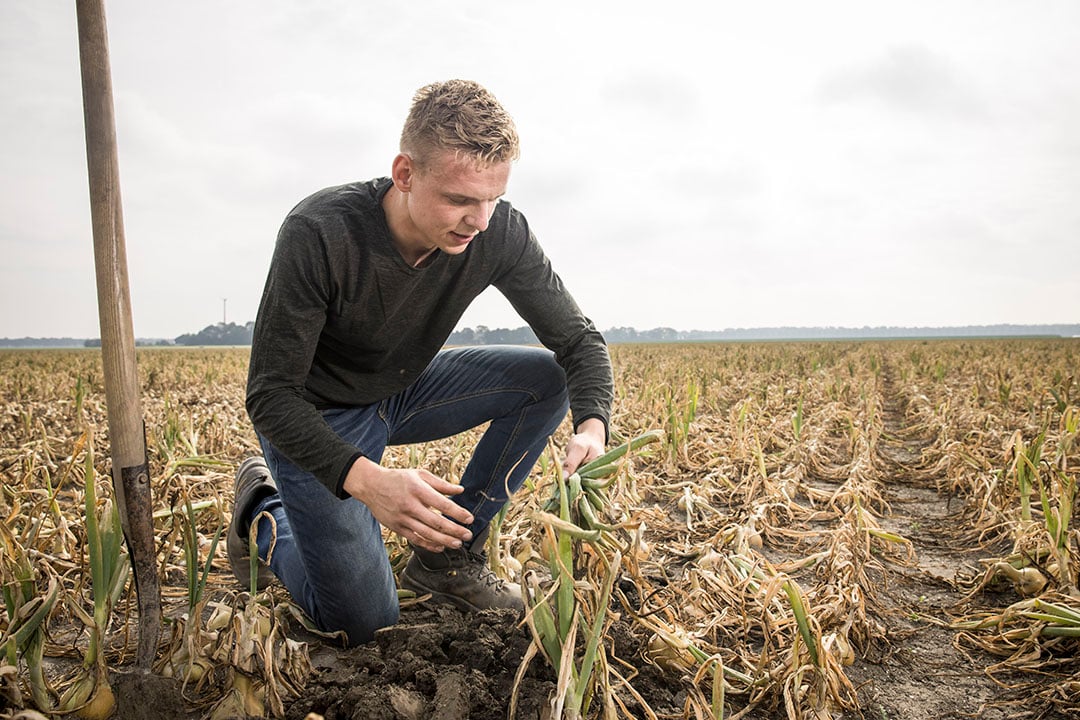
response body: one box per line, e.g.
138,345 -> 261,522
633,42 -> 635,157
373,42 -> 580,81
227,79 -> 614,646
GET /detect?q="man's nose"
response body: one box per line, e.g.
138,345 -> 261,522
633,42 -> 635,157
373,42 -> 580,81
466,201 -> 494,232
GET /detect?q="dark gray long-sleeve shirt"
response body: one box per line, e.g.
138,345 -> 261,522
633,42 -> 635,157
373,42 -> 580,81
246,178 -> 614,496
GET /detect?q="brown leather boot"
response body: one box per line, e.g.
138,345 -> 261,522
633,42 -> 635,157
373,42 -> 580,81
399,527 -> 523,613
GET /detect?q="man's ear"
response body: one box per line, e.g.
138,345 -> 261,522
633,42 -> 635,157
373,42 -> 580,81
391,153 -> 414,192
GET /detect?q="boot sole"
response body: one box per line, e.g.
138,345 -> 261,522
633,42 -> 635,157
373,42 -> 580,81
228,457 -> 277,591
399,570 -> 484,613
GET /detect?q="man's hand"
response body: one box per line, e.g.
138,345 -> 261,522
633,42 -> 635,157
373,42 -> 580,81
561,417 -> 607,477
342,456 -> 474,553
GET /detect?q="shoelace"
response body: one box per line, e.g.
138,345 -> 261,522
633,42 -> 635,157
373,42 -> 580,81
461,552 -> 510,590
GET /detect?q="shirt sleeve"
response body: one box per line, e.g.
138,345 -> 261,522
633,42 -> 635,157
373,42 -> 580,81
246,215 -> 366,497
492,212 -> 615,439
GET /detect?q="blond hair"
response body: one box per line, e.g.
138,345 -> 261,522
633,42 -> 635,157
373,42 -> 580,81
400,80 -> 520,168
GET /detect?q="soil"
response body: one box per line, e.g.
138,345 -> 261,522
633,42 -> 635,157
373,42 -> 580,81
111,671 -> 201,720
275,603 -> 699,720
283,605 -> 550,720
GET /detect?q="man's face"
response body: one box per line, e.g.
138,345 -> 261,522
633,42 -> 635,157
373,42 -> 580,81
394,150 -> 511,257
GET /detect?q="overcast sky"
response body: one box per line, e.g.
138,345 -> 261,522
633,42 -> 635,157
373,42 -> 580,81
2,1 -> 1078,339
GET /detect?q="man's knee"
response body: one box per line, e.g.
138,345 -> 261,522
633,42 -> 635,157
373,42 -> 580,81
515,347 -> 568,402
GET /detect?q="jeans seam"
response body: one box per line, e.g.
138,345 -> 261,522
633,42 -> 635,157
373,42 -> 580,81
469,403 -> 529,518
376,399 -> 392,434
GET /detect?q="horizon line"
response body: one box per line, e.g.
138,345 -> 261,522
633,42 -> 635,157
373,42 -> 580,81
3,320 -> 1079,343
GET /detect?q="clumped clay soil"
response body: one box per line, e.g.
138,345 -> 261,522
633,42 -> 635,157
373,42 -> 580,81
283,605 -> 545,720
278,603 -> 692,720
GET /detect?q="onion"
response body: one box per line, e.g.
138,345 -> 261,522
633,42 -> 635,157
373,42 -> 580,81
992,562 -> 1047,596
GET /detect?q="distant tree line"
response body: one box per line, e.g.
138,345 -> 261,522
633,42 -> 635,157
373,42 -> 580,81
3,323 -> 1078,349
450,324 -> 1080,344
604,327 -> 683,343
83,338 -> 172,348
446,325 -> 540,345
439,323 -> 1080,345
0,337 -> 97,348
173,322 -> 255,346
445,326 -> 705,345
82,322 -> 254,347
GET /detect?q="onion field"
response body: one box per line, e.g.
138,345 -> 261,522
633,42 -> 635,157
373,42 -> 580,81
1,339 -> 1077,719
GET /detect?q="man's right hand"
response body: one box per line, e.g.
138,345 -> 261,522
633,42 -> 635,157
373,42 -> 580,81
342,456 -> 474,553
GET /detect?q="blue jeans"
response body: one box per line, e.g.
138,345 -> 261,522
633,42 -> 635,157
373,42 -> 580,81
249,345 -> 569,645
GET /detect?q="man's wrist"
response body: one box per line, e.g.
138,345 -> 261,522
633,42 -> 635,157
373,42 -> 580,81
343,455 -> 381,497
575,417 -> 607,442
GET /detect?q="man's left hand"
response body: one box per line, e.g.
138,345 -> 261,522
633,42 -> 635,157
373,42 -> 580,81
561,417 -> 606,477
